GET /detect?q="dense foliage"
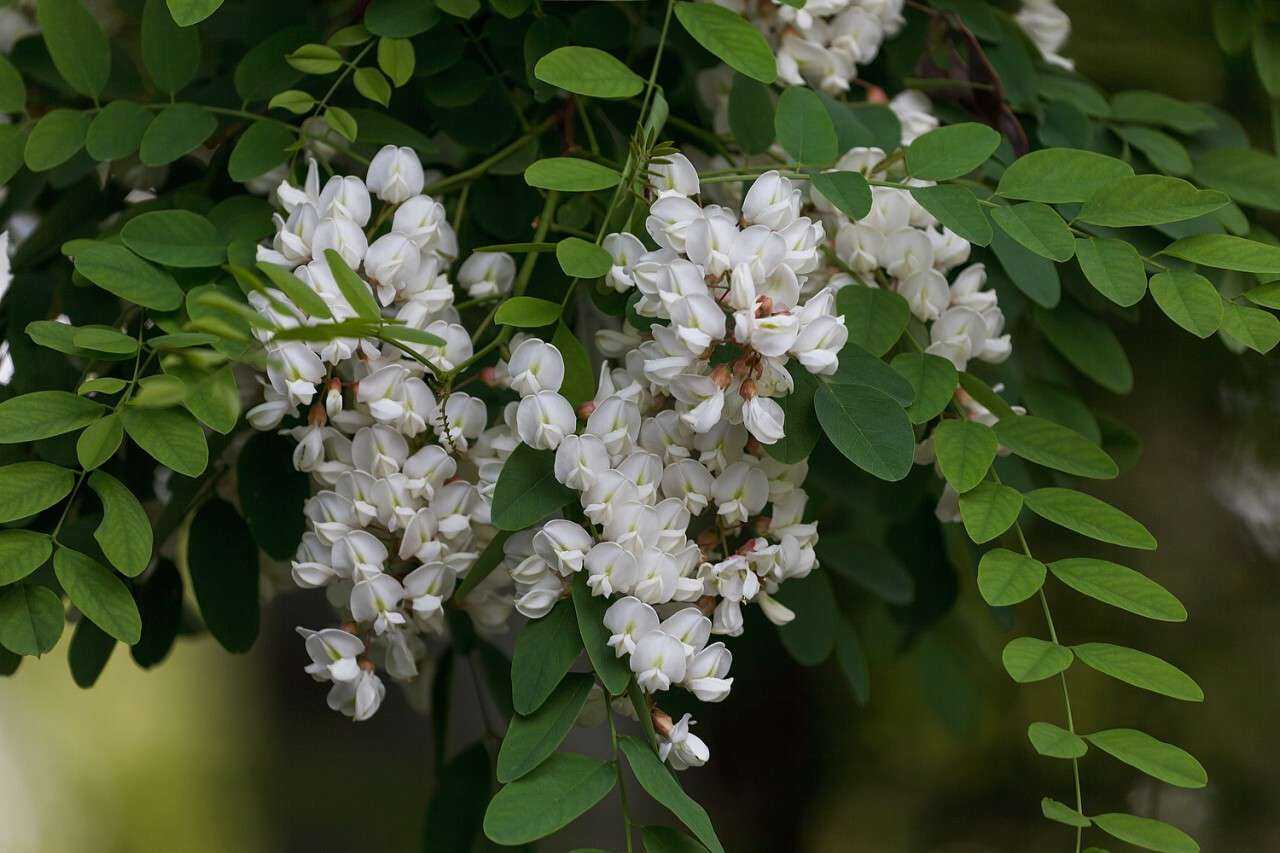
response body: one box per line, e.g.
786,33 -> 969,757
0,0 -> 1278,850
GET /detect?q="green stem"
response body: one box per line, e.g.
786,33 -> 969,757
422,116 -> 557,196
313,42 -> 375,116
606,697 -> 636,853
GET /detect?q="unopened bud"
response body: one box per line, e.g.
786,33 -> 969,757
710,364 -> 733,389
577,400 -> 597,420
340,621 -> 358,635
755,295 -> 773,317
308,401 -> 328,427
745,435 -> 763,456
696,595 -> 717,616
480,366 -> 500,387
652,707 -> 675,738
866,84 -> 888,104
358,657 -> 376,672
753,515 -> 770,535
739,379 -> 757,400
696,528 -> 719,551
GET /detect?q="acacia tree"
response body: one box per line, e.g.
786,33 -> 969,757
0,0 -> 1275,850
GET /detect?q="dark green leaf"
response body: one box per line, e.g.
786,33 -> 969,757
906,122 -> 1001,181
0,391 -> 104,443
996,148 -> 1134,203
54,547 -> 141,644
811,171 -> 872,220
990,224 -> 1060,307
1219,301 -> 1280,353
122,407 -> 207,477
184,498 -> 258,652
86,101 -> 152,162
1002,636 -> 1072,683
767,364 -> 821,463
0,583 -> 63,656
1110,90 -> 1215,133
68,617 -> 115,687
24,109 -> 90,172
143,0 -> 200,94
775,87 -> 837,165
87,471 -> 151,577
492,444 -> 577,531
1112,125 -> 1191,175
728,74 -> 774,155
1024,487 -> 1156,549
1034,303 -> 1133,394
497,672 -> 594,782
228,121 -> 295,183
237,431 -> 309,559
1079,175 -> 1228,227
1075,237 -> 1147,307
324,249 -> 381,320
510,599 -> 581,714
775,570 -> 838,665
977,548 -> 1046,606
932,419 -> 997,493
836,285 -> 909,356
642,825 -> 708,853
365,0 -> 440,37
166,0 -> 222,26
572,573 -> 631,695
674,0 -> 776,84
64,240 -> 184,310
834,619 -> 870,705
424,741 -> 490,851
0,461 -> 74,523
815,383 -> 914,482
910,185 -> 992,246
121,210 -> 226,268
0,531 -> 53,586
993,415 -> 1118,478
619,736 -> 724,853
1194,147 -> 1280,212
37,0 -> 111,98
958,482 -> 1023,543
891,352 -> 957,424
483,752 -> 615,845
1162,233 -> 1280,274
130,559 -> 182,668
820,539 -> 914,604
990,202 -> 1074,262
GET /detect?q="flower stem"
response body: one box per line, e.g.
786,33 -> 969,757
606,696 -> 635,853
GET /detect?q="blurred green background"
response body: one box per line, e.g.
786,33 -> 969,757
3,2 -> 1278,851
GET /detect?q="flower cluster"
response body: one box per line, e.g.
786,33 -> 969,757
248,146 -> 523,721
487,156 -> 836,768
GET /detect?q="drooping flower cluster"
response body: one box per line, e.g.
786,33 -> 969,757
487,156 -> 836,769
1016,0 -> 1075,71
248,146 -> 522,721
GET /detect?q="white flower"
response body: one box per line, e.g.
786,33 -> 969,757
660,459 -> 714,514
658,713 -> 709,770
1017,0 -> 1074,70
660,608 -> 712,656
630,629 -> 687,692
327,667 -> 385,721
603,596 -> 659,657
712,461 -> 769,525
392,195 -> 450,248
458,252 -> 516,299
926,305 -> 989,370
645,194 -> 703,253
332,530 -> 389,581
516,390 -> 576,450
585,541 -> 641,597
897,268 -> 950,322
742,394 -> 786,445
297,627 -> 364,682
267,342 -> 324,407
364,233 -> 421,304
506,338 -> 565,397
514,573 -> 564,619
533,519 -> 593,575
668,294 -> 727,354
603,232 -> 646,292
554,433 -> 611,491
319,175 -> 372,226
584,395 -> 641,457
742,171 -> 801,230
738,311 -> 800,358
350,573 -> 406,635
888,90 -> 939,145
757,591 -> 797,626
683,642 -> 733,702
668,373 -> 726,434
367,145 -> 426,203
402,563 -> 456,626
312,216 -> 369,269
648,152 -> 700,198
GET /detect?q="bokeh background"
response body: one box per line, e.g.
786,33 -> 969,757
2,2 -> 1278,851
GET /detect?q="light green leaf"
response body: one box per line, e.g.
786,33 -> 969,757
165,364 -> 239,434
996,148 -> 1134,203
906,122 -> 1001,181
1162,233 -> 1280,274
958,482 -> 1023,543
674,0 -> 775,84
37,0 -> 111,98
1194,147 -> 1280,212
86,101 -> 153,162
0,583 -> 63,656
556,237 -> 612,278
122,406 -> 208,477
1151,272 -> 1222,337
1035,303 -> 1133,394
571,573 -> 631,696
990,202 -> 1074,262
0,125 -> 25,185
891,352 -> 957,424
143,0 -> 200,94
75,327 -> 138,356
64,240 -> 184,310
353,66 -> 391,106
1073,642 -> 1202,701
1042,798 -> 1092,828
492,444 -> 576,532
286,43 -> 343,74
1079,175 -> 1229,227
139,103 -> 217,166
493,297 -> 561,328
1075,238 -> 1148,307
323,249 -> 381,320
775,571 -> 838,666
815,383 -> 914,482
24,109 -> 90,172
1245,281 -> 1280,309
811,170 -> 872,220
87,471 -> 152,578
932,419 -> 997,493
323,106 -> 358,143
497,672 -> 594,783
1113,125 -> 1192,175
990,224 -> 1060,307
534,46 -> 644,99
0,391 -> 104,444
1002,636 -> 1073,683
910,185 -> 993,246
728,73 -> 775,155
228,121 -> 295,182
1110,90 -> 1215,133
1086,729 -> 1206,788
619,736 -> 725,853
183,498 -> 258,652
1024,487 -> 1156,549
377,37 -> 415,86
0,531 -> 53,586
483,753 -> 615,845
121,210 -> 226,268
977,548 -> 1046,606
525,157 -> 621,192
166,0 -> 223,26
267,90 -> 315,114
1050,557 -> 1185,621
837,285 -> 909,356
992,416 -> 1118,479
77,413 -> 123,470
1219,301 -> 1280,353
54,547 -> 141,644
511,599 -> 582,715
775,87 -> 838,165
1028,721 -> 1088,759
1092,813 -> 1199,853
128,374 -> 188,408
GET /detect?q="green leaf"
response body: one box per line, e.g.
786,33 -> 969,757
990,202 -> 1074,262
834,619 -> 870,705
1002,636 -> 1073,683
267,90 -> 315,114
820,539 -> 913,604
53,547 -> 141,644
228,121 -> 295,183
571,573 -> 631,696
511,598 -> 581,714
619,736 -> 725,853
377,37 -> 415,86
775,87 -> 838,165
990,224 -> 1060,307
891,352 -> 957,424
68,617 -> 115,688
815,383 -> 914,482
1111,90 -> 1214,133
234,26 -> 314,101
24,109 -> 90,172
811,171 -> 872,220
497,672 -> 594,782
492,444 -> 576,532
525,157 -> 621,192
86,101 -> 152,162
830,344 -> 914,405
906,122 -> 1001,181
365,0 -> 440,37
1162,233 -> 1280,274
237,431 -> 309,559
767,365 -> 821,464
909,185 -> 993,247
0,391 -> 104,444
775,571 -> 838,666
1075,238 -> 1148,307
1086,729 -> 1206,788
1041,798 -> 1092,828
87,471 -> 152,578
122,406 -> 208,477
323,249 -> 381,320
423,741 -> 489,851
642,825 -> 708,853
1112,125 -> 1192,176
1219,301 -> 1280,353
72,327 -> 138,355
958,482 -> 1023,544
1194,147 -> 1280,212
1245,281 -> 1280,309
932,419 -> 997,493
1092,813 -> 1199,853
553,321 -> 595,407
0,531 -> 53,586
79,377 -> 129,395
837,285 -> 909,356
977,548 -> 1046,606
556,237 -> 612,278
1073,642 -> 1202,701
37,0 -> 111,98
77,413 -> 123,470
184,498 -> 259,653
254,263 -> 333,319
323,106 -> 358,143
437,0 -> 480,18
674,1 -> 775,84
286,43 -> 343,74
143,0 -> 200,94
168,364 -> 239,434
728,73 -> 775,155
129,374 -> 188,408
0,583 -> 63,656
166,0 -> 222,26
1028,722 -> 1088,759
353,66 -> 392,106
139,103 -> 218,166
121,210 -> 226,268
1050,558 -> 1185,621
0,125 -> 26,185
996,148 -> 1134,203
1079,175 -> 1229,227
64,240 -> 184,310
1034,303 -> 1133,394
993,416 -> 1118,479
483,752 -> 615,845
1023,487 -> 1156,550
0,53 -> 25,114
534,46 -> 644,99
